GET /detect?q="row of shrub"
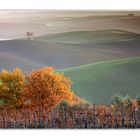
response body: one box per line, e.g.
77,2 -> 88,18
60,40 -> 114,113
0,67 -> 81,111
58,94 -> 140,112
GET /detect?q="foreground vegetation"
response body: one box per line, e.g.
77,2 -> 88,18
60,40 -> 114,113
0,66 -> 140,128
0,101 -> 140,129
0,67 -> 81,110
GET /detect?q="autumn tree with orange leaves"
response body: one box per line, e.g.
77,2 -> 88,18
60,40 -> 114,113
21,67 -> 79,111
0,68 -> 25,108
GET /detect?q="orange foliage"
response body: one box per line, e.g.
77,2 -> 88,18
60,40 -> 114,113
131,99 -> 139,111
0,68 -> 25,108
21,67 -> 78,111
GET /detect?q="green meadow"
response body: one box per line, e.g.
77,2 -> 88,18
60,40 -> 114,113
59,57 -> 140,104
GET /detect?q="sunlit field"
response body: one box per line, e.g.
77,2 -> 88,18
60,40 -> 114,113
0,11 -> 140,128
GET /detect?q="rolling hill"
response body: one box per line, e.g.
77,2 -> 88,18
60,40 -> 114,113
0,29 -> 140,72
58,57 -> 140,104
0,29 -> 140,104
35,29 -> 140,43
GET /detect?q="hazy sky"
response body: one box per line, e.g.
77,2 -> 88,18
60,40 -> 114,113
0,11 -> 140,18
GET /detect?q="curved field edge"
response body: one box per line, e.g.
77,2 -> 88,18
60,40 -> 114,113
57,57 -> 140,104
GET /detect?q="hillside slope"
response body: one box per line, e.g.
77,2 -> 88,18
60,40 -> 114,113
35,29 -> 140,43
59,57 -> 140,104
0,29 -> 140,71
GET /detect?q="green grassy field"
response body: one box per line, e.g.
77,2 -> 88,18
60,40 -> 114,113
58,57 -> 140,104
35,29 -> 140,44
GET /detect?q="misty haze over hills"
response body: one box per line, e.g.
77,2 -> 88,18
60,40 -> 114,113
0,11 -> 140,72
0,11 -> 140,39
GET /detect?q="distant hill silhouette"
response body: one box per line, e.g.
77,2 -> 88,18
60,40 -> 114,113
128,13 -> 135,17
